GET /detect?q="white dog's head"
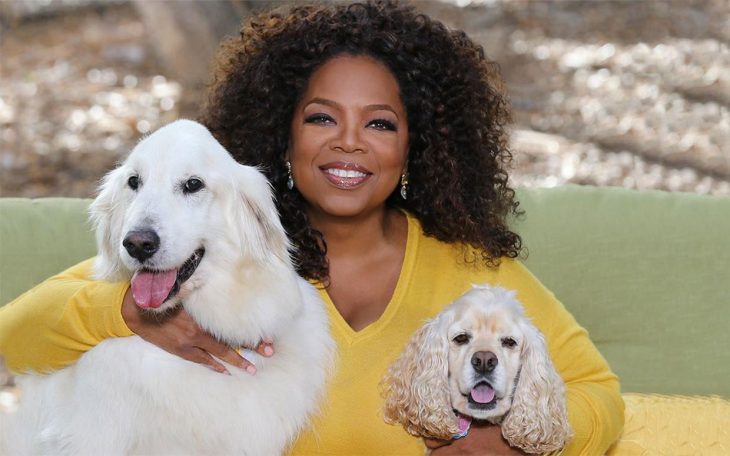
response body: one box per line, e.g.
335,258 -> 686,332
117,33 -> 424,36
89,120 -> 290,316
382,285 -> 572,454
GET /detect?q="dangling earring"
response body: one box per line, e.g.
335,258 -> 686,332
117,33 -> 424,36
400,172 -> 408,200
286,161 -> 294,190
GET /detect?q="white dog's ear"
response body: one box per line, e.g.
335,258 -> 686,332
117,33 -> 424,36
88,166 -> 129,281
501,322 -> 573,453
381,313 -> 459,441
226,165 -> 290,264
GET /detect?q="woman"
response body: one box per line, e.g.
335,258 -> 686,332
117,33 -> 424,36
0,1 -> 624,454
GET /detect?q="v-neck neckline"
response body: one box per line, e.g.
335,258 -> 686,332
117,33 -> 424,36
317,212 -> 418,344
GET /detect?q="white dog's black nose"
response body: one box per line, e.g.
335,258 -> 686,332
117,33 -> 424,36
123,230 -> 160,262
471,351 -> 498,374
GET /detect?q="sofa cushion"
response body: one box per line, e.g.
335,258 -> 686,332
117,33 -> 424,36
606,393 -> 730,455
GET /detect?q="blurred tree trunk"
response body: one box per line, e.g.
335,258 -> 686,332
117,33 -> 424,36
131,0 -> 278,117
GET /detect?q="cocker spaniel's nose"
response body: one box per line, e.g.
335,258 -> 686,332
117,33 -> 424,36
471,351 -> 498,374
123,229 -> 160,262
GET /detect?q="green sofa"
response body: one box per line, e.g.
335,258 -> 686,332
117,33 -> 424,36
2,185 -> 729,453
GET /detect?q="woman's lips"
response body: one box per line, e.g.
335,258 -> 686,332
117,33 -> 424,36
319,162 -> 372,189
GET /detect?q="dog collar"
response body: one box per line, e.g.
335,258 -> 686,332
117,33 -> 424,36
452,412 -> 472,440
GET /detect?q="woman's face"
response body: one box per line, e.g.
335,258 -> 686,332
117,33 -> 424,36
288,55 -> 409,220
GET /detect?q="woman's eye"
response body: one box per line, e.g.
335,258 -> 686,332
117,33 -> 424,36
501,337 -> 517,348
183,178 -> 205,194
128,175 -> 140,190
304,113 -> 335,125
367,118 -> 397,131
452,334 -> 470,345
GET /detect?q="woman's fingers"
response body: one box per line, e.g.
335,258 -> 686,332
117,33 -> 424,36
185,347 -> 231,375
195,334 -> 258,374
121,288 -> 233,372
122,288 -> 275,375
255,338 -> 275,357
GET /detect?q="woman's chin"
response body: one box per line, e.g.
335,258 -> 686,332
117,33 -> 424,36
305,192 -> 386,219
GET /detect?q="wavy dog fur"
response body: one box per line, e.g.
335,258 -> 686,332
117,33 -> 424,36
382,285 -> 572,454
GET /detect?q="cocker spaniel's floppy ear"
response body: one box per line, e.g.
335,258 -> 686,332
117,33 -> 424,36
89,165 -> 130,282
381,312 -> 459,441
226,164 -> 291,264
501,320 -> 573,453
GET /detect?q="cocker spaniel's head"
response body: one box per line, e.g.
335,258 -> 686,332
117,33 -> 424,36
382,285 -> 572,454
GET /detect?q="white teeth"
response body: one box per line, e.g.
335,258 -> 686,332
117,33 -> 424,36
324,168 -> 367,178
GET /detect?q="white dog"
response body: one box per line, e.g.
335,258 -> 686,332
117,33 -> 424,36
382,285 -> 572,454
2,120 -> 334,455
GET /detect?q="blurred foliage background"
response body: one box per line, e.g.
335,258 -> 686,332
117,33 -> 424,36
0,0 -> 728,199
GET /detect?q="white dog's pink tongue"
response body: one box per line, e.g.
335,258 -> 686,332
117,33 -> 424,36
470,384 -> 496,404
131,270 -> 177,309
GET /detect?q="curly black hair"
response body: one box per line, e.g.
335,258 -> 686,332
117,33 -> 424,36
201,0 -> 522,283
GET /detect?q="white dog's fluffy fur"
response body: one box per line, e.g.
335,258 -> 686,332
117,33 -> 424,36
382,285 -> 572,454
2,120 -> 334,455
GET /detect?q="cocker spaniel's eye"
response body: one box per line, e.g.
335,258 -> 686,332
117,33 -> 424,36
183,178 -> 205,194
128,175 -> 140,190
452,333 -> 470,345
501,337 -> 517,348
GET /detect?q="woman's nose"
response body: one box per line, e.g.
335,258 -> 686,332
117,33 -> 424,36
330,118 -> 366,153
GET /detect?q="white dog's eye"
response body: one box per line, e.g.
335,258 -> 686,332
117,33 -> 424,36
183,178 -> 205,194
128,175 -> 140,190
452,333 -> 470,345
501,337 -> 517,348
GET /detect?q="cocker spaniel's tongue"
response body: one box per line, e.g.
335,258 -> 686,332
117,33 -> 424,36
470,384 -> 496,404
457,413 -> 472,432
131,270 -> 177,309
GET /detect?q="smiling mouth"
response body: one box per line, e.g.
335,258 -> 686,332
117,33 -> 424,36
465,381 -> 498,410
130,248 -> 205,309
319,162 -> 372,189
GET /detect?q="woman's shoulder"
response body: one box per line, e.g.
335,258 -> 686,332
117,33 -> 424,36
407,212 -> 527,276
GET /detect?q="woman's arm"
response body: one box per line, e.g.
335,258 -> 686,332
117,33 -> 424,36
0,259 -> 131,373
498,260 -> 625,455
0,259 -> 269,374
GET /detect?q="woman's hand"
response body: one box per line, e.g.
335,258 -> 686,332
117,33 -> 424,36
424,423 -> 527,456
121,288 -> 273,375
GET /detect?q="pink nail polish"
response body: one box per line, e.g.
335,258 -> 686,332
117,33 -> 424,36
246,365 -> 257,375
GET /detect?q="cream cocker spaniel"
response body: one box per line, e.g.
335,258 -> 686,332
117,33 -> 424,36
382,285 -> 572,454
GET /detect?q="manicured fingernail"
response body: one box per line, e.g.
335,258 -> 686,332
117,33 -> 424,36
264,346 -> 274,356
246,365 -> 257,375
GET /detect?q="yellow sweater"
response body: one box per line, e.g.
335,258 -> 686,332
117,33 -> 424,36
0,213 -> 624,455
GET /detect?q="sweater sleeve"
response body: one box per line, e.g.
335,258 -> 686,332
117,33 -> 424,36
497,260 -> 625,455
0,258 -> 134,374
